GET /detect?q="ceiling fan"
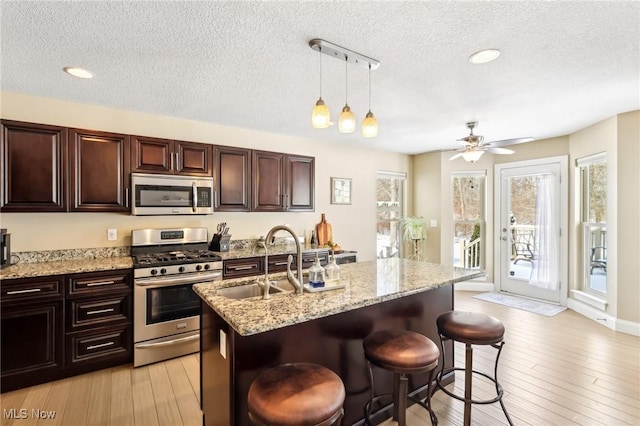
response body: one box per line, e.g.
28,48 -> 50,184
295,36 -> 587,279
449,121 -> 535,163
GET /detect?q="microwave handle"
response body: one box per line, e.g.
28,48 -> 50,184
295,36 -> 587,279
192,181 -> 197,213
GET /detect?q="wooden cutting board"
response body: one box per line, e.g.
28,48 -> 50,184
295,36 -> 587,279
315,213 -> 332,246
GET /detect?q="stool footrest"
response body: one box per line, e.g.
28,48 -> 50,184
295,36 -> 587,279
436,367 -> 504,405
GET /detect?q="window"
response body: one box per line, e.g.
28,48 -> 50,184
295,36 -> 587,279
577,153 -> 607,294
376,171 -> 405,259
452,172 -> 485,269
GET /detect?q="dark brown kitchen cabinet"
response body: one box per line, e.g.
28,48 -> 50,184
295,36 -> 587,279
0,120 -> 67,212
131,135 -> 212,176
1,276 -> 65,392
0,270 -> 133,393
69,128 -> 130,212
64,270 -> 133,375
223,257 -> 264,279
215,146 -> 251,211
251,151 -> 314,212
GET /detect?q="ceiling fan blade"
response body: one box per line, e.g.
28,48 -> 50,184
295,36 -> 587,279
486,147 -> 514,155
485,137 -> 535,148
449,152 -> 464,161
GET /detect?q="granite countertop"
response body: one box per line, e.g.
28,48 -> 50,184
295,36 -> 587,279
0,256 -> 134,280
217,243 -> 334,260
193,258 -> 483,336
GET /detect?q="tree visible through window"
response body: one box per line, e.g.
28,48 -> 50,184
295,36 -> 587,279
452,172 -> 485,269
376,172 -> 405,259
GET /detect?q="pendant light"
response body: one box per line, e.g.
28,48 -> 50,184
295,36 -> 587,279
311,46 -> 330,129
362,63 -> 378,138
338,56 -> 355,133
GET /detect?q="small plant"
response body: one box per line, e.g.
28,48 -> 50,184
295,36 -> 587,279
402,217 -> 426,241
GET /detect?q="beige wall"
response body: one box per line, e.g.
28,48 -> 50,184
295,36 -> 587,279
0,92 -> 411,261
412,152 -> 441,263
615,111 -> 639,323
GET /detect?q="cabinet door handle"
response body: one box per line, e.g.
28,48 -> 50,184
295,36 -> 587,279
170,152 -> 175,170
175,152 -> 180,169
231,265 -> 255,271
87,308 -> 115,315
273,262 -> 288,266
86,280 -> 115,287
7,288 -> 42,295
125,187 -> 129,208
87,341 -> 115,350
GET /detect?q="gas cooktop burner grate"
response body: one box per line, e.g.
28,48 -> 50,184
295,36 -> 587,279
133,250 -> 222,267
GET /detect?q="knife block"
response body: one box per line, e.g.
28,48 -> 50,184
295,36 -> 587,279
209,234 -> 231,252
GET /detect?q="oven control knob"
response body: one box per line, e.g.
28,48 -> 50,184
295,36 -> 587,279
151,269 -> 158,276
196,265 -> 202,271
178,266 -> 185,273
204,264 -> 211,270
160,268 -> 167,275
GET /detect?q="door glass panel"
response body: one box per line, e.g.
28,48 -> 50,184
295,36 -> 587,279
452,174 -> 485,269
508,175 -> 537,280
377,173 -> 405,258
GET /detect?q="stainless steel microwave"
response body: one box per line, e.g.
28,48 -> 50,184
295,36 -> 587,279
131,173 -> 214,215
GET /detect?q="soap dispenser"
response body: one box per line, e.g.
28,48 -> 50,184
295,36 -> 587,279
308,252 -> 325,288
325,253 -> 341,282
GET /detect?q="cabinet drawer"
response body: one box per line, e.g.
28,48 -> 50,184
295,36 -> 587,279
301,251 -> 329,269
68,270 -> 131,296
67,294 -> 131,330
1,276 -> 63,303
267,254 -> 293,273
223,258 -> 264,279
66,325 -> 131,367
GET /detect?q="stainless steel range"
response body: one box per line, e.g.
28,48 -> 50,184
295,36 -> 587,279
131,227 -> 222,367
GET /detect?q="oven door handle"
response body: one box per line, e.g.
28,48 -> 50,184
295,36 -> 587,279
136,334 -> 199,349
135,271 -> 222,287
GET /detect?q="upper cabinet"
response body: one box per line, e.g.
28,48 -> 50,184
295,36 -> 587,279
69,129 -> 130,212
251,150 -> 314,212
1,120 -> 68,212
131,135 -> 212,176
215,146 -> 251,212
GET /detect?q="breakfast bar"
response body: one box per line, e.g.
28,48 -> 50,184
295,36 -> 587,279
194,258 -> 482,426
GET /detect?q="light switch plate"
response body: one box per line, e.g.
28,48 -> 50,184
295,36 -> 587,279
107,228 -> 117,241
430,220 -> 438,228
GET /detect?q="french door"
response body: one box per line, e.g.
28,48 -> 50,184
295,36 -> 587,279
495,157 -> 568,304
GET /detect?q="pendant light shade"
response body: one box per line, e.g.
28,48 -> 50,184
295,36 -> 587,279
312,97 -> 331,128
362,64 -> 378,137
338,56 -> 355,133
311,46 -> 330,129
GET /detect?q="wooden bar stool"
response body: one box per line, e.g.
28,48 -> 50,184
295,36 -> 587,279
434,311 -> 514,426
363,329 -> 439,426
247,363 -> 345,426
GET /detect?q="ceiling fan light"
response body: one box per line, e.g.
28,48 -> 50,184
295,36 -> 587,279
461,149 -> 484,163
338,105 -> 356,133
362,111 -> 378,138
311,97 -> 331,128
469,49 -> 501,64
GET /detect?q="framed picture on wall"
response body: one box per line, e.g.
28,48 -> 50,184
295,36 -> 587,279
331,177 -> 352,204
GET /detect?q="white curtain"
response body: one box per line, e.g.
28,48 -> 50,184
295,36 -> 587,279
529,174 -> 559,289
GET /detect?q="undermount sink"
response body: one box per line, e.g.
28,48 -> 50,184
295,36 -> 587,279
217,280 -> 297,300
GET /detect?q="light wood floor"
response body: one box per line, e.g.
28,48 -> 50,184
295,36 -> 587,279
1,291 -> 638,426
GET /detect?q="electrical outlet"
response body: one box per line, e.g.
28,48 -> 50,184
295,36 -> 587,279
430,220 -> 438,228
107,228 -> 117,241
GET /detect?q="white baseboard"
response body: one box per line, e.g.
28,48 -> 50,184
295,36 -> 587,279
567,298 -> 640,336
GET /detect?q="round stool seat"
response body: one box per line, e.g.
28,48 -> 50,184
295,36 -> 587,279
248,363 -> 345,426
437,311 -> 504,345
364,329 -> 439,372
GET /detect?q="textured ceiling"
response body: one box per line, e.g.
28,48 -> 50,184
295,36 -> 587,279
1,1 -> 639,154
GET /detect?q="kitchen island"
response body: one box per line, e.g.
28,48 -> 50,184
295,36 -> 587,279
194,258 -> 482,426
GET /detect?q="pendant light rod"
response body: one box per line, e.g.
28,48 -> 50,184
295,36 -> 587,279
309,39 -> 380,70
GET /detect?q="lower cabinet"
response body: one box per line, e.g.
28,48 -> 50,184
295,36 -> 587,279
0,270 -> 133,393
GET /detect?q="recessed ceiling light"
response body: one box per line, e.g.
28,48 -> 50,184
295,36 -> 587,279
469,49 -> 501,64
63,67 -> 94,79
